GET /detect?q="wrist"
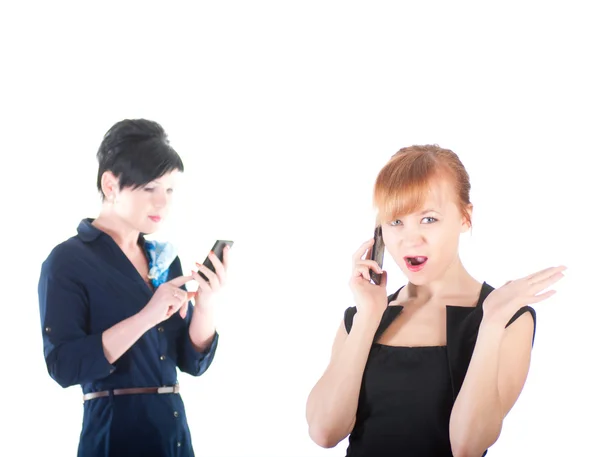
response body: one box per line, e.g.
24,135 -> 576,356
135,309 -> 156,332
192,301 -> 214,319
354,308 -> 385,332
479,316 -> 506,340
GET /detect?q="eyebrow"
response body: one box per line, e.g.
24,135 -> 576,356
419,209 -> 441,215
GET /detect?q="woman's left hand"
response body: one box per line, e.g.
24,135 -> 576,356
482,265 -> 567,325
190,246 -> 230,312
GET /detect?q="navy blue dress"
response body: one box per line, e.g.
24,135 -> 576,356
37,219 -> 219,457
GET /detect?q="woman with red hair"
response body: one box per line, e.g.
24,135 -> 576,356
306,144 -> 565,457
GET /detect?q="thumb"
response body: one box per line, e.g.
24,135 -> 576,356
179,292 -> 196,319
168,275 -> 195,288
380,271 -> 388,287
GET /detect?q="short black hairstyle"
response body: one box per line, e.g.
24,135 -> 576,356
96,119 -> 184,199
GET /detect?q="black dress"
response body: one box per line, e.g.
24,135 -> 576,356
343,282 -> 536,457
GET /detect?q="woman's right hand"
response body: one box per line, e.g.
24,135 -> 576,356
138,275 -> 196,327
349,238 -> 389,318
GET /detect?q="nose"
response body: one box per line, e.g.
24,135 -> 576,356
402,226 -> 426,248
152,191 -> 169,209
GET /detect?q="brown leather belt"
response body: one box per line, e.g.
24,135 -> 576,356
83,384 -> 180,402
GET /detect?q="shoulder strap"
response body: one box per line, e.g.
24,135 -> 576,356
506,305 -> 537,345
343,306 -> 357,334
343,288 -> 404,334
479,282 -> 537,344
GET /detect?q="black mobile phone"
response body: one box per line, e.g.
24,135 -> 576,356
198,240 -> 234,281
369,226 -> 385,285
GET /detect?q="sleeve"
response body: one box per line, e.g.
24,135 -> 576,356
177,305 -> 219,376
343,306 -> 357,334
506,305 -> 537,346
170,256 -> 219,376
38,258 -> 115,388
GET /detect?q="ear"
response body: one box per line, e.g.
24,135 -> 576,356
461,204 -> 473,233
101,171 -> 120,201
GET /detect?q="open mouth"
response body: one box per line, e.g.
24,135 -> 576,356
404,256 -> 428,271
149,216 -> 162,223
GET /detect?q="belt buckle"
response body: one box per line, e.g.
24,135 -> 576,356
156,383 -> 180,394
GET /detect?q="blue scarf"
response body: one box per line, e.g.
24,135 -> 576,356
144,240 -> 177,289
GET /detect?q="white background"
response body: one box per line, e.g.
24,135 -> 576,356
1,1 -> 598,456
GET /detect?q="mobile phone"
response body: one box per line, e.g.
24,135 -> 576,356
198,240 -> 234,281
369,226 -> 384,285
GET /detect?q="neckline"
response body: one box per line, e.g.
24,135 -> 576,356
372,282 -> 490,348
373,343 -> 448,350
79,218 -> 154,294
386,281 -> 490,310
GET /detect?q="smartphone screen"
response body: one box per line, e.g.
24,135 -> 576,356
369,226 -> 384,285
198,240 -> 234,281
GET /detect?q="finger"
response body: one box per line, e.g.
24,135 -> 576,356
168,301 -> 185,317
379,270 -> 388,287
529,289 -> 557,304
206,251 -> 227,283
170,299 -> 187,317
530,270 -> 565,294
166,289 -> 189,321
191,269 -> 213,293
353,266 -> 371,281
527,265 -> 567,283
167,275 -> 196,288
166,304 -> 177,318
525,266 -> 556,281
169,286 -> 189,304
222,245 -> 231,270
196,264 -> 220,289
352,239 -> 375,264
195,263 -> 219,283
179,302 -> 190,319
356,260 -> 383,274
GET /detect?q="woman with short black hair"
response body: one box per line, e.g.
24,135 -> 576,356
38,119 -> 228,457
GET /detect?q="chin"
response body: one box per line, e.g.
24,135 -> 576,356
138,222 -> 161,235
404,275 -> 429,286
400,266 -> 435,286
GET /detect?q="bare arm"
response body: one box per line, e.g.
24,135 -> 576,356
101,312 -> 154,364
306,237 -> 388,447
306,311 -> 382,448
188,304 -> 216,352
450,265 -> 563,456
103,275 -> 194,364
449,312 -> 534,457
